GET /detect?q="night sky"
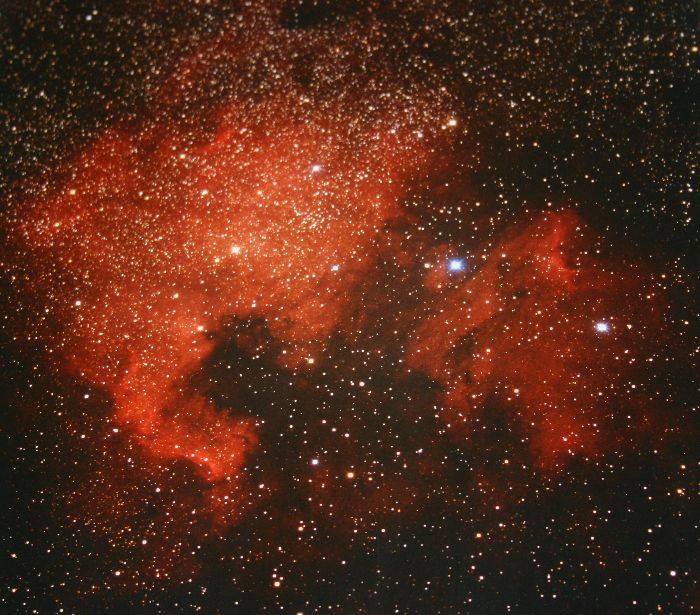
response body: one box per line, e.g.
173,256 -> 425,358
1,1 -> 698,613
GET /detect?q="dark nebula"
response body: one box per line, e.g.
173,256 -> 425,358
1,1 -> 697,613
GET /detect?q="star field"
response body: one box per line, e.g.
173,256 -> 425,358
0,1 -> 697,613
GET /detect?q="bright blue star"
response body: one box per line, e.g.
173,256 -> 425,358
448,258 -> 465,272
595,322 -> 610,333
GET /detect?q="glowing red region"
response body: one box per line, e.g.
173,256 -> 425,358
12,99 -> 429,503
407,211 -> 664,468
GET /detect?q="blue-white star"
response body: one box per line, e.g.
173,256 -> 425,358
448,258 -> 465,272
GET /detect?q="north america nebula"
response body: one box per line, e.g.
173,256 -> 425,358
1,1 -> 697,613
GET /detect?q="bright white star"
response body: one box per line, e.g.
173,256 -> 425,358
448,258 -> 464,272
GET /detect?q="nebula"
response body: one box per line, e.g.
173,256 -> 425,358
407,210 -> 666,468
10,95 -> 437,491
8,110 -> 669,537
3,2 -> 695,611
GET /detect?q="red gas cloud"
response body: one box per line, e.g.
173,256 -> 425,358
4,13 -> 679,597
10,98 -> 430,499
406,211 -> 666,469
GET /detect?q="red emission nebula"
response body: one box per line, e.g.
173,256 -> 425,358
3,14 -> 681,595
12,99 -> 431,524
406,210 -> 665,466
